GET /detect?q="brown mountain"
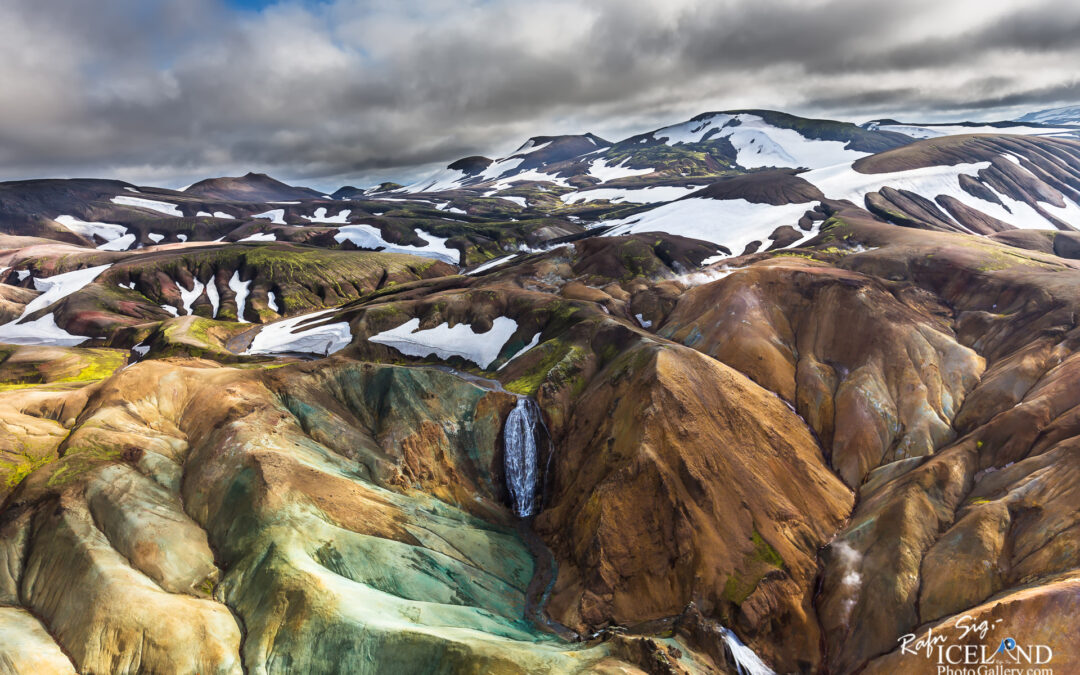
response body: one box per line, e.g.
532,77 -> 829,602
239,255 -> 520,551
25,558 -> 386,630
183,171 -> 325,202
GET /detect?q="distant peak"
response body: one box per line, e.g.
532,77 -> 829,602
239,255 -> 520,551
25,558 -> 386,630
513,133 -> 611,155
183,172 -> 322,201
448,156 -> 493,175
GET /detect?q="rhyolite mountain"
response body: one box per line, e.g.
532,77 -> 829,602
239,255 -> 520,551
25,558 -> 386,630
2,107 -> 1080,674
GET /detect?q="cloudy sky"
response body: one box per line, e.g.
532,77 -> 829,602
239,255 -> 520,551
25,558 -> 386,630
2,0 -> 1078,190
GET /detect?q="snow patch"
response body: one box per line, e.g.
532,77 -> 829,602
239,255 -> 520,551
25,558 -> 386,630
491,167 -> 570,189
244,309 -> 352,356
206,280 -> 220,318
252,209 -> 286,225
110,195 -> 183,217
100,234 -> 137,251
0,313 -> 88,346
368,316 -> 519,369
333,225 -> 458,264
479,157 -> 526,182
303,208 -> 352,224
652,113 -> 868,169
178,279 -> 205,315
436,202 -> 467,214
20,264 -> 112,319
587,158 -> 653,181
561,185 -> 703,204
229,271 -> 251,323
402,166 -> 467,193
466,254 -> 519,275
55,215 -> 130,249
603,198 -> 813,258
498,332 -> 541,370
239,232 -> 277,242
515,139 -> 552,155
871,123 -> 1078,139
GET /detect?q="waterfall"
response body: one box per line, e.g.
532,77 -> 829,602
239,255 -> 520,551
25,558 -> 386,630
503,397 -> 540,517
719,626 -> 775,675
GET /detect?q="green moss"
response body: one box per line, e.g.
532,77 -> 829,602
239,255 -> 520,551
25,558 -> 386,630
63,352 -> 127,383
723,573 -> 756,605
750,530 -> 784,568
45,443 -> 126,489
0,347 -> 126,390
971,245 -> 1059,272
723,530 -> 785,605
198,577 -> 216,597
505,339 -> 582,396
4,454 -> 54,488
0,382 -> 42,392
817,216 -> 851,241
598,341 -> 621,364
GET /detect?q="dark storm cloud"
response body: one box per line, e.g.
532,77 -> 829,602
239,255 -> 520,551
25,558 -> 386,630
1,0 -> 1077,190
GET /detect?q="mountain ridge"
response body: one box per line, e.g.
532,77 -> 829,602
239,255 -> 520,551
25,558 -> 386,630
2,102 -> 1080,674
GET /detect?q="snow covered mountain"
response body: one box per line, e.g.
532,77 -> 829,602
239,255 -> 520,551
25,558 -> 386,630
402,109 -> 912,194
1017,104 -> 1080,126
862,118 -> 1079,139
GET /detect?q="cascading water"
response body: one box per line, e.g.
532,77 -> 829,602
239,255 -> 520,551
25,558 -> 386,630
719,626 -> 775,675
503,397 -> 540,517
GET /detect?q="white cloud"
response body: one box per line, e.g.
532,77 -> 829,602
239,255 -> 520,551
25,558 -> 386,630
0,0 -> 1077,189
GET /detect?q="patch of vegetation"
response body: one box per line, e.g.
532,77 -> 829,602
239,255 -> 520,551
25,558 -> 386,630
723,529 -> 785,605
505,338 -> 588,396
198,577 -> 216,597
4,453 -> 54,489
45,442 -> 127,490
971,246 -> 1060,272
750,530 -> 785,568
65,351 -> 127,382
604,138 -> 740,176
0,347 -> 127,390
